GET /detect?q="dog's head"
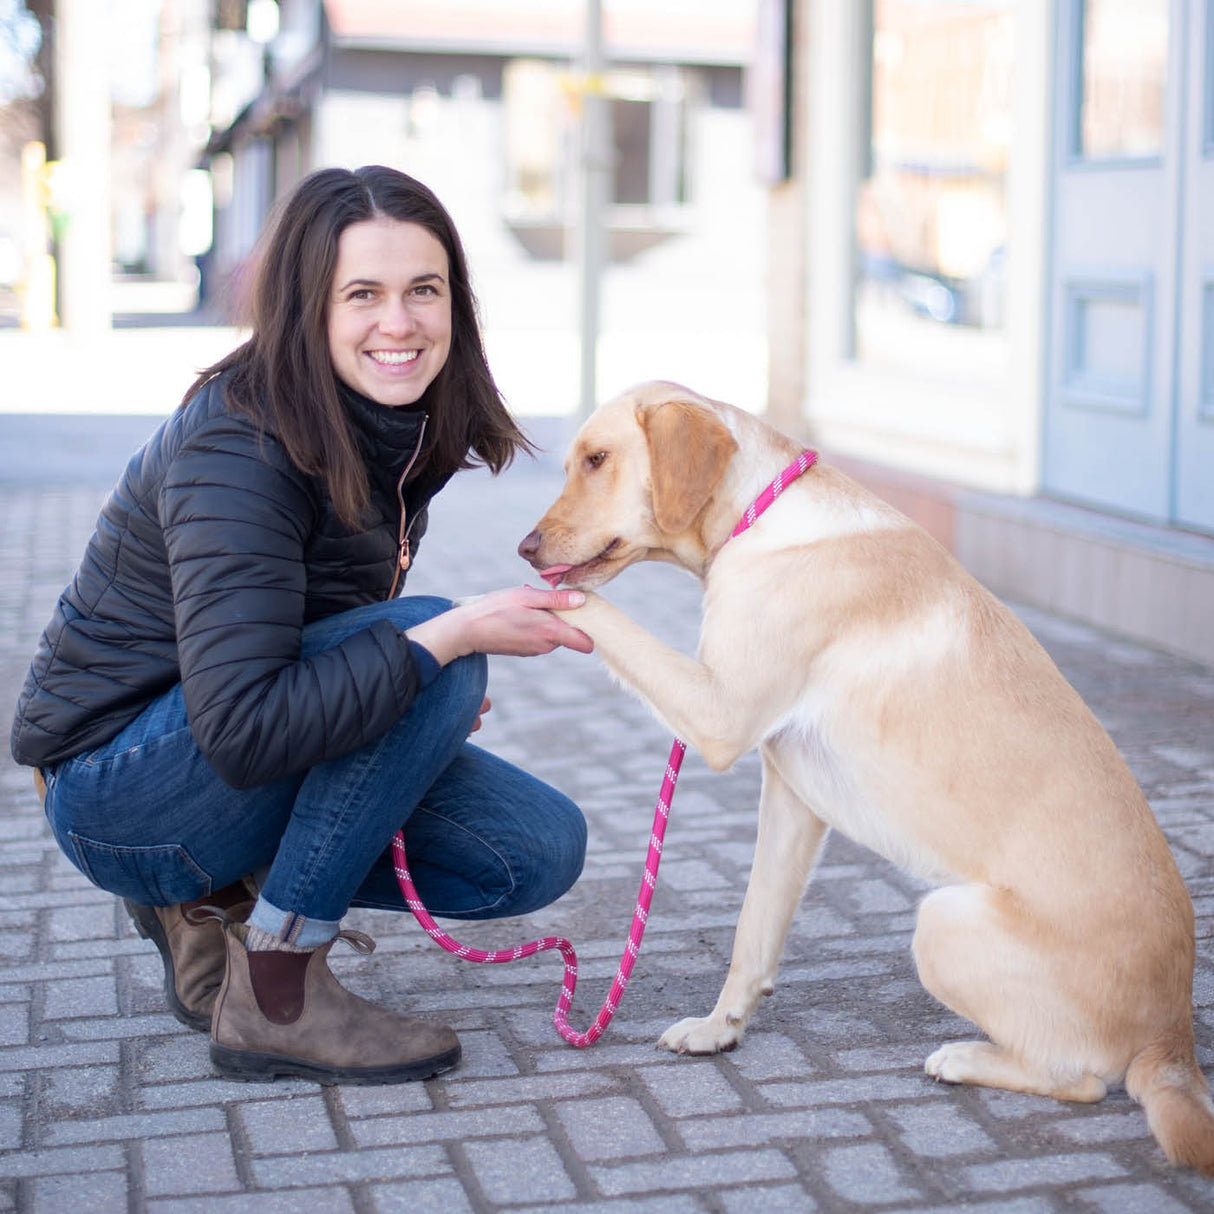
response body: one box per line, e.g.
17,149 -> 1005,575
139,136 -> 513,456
518,382 -> 739,588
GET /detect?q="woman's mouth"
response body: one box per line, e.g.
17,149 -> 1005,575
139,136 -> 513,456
368,350 -> 420,368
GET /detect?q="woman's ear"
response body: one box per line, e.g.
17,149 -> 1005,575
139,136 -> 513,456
640,399 -> 738,534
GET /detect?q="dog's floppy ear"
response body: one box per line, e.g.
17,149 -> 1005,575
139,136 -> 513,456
641,398 -> 738,534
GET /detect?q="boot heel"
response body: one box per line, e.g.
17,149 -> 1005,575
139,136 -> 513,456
209,1042 -> 282,1082
124,899 -> 224,1033
124,900 -> 159,944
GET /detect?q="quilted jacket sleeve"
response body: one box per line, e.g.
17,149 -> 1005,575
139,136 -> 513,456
161,418 -> 423,788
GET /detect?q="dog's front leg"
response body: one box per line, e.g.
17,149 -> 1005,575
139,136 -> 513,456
554,593 -> 768,770
659,750 -> 828,1054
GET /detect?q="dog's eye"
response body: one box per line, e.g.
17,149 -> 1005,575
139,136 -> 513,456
585,451 -> 609,471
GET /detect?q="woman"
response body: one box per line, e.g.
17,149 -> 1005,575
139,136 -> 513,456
9,165 -> 593,1085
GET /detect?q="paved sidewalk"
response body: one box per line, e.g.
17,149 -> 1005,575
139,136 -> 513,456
1,414 -> 1212,1213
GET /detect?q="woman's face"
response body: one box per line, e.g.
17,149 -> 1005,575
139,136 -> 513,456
327,217 -> 453,408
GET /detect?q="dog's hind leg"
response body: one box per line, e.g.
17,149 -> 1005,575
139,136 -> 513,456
658,751 -> 827,1055
913,884 -> 1109,1103
925,1041 -> 1106,1102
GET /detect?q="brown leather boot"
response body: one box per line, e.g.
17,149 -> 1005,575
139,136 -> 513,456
209,921 -> 461,1085
125,882 -> 254,1032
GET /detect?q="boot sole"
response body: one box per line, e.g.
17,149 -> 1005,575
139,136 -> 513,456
124,900 -> 213,1034
209,1041 -> 462,1085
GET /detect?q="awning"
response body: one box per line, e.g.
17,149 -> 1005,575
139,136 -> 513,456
322,0 -> 756,66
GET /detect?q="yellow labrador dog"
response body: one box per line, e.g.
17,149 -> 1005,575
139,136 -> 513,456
518,380 -> 1214,1173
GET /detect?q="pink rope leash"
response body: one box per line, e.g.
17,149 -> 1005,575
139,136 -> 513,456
392,449 -> 818,1048
393,741 -> 683,1048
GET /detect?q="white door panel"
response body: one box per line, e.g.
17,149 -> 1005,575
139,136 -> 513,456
1175,0 -> 1214,530
1044,0 -> 1196,526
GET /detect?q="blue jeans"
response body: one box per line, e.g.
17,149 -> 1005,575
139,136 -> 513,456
42,598 -> 587,948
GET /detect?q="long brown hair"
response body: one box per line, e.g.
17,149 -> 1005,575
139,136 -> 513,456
185,165 -> 532,526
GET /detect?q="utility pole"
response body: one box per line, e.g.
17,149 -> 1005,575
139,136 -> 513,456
577,0 -> 611,420
54,0 -> 112,335
26,0 -> 55,157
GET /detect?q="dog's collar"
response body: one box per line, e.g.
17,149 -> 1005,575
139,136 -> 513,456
731,450 -> 819,538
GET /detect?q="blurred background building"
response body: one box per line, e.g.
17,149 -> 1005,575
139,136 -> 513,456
766,0 -> 1213,666
0,0 -> 1211,664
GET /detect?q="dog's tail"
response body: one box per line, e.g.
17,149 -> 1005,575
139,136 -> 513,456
1126,1038 -> 1214,1175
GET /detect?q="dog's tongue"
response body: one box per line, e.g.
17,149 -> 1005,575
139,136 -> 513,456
539,565 -> 574,588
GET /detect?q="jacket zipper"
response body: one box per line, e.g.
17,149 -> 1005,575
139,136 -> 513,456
386,415 -> 428,601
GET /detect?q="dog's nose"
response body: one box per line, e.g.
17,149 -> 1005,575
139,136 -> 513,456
517,530 -> 542,562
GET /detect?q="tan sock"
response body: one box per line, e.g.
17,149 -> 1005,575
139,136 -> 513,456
243,925 -> 312,953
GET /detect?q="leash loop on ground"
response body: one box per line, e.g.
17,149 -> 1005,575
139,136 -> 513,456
394,450 -> 817,1047
393,737 -> 684,1048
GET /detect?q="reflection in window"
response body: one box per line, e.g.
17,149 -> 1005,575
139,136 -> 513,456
1078,0 -> 1168,160
503,60 -> 572,223
502,59 -> 688,249
854,0 -> 1013,378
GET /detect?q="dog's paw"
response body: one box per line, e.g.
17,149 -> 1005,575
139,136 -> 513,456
924,1042 -> 979,1084
657,1015 -> 743,1055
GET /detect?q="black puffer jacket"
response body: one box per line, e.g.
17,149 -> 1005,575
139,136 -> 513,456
10,373 -> 451,788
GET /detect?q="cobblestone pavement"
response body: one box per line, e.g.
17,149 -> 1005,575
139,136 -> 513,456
1,417 -> 1212,1212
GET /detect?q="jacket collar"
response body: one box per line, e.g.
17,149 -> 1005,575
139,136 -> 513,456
338,381 -> 431,503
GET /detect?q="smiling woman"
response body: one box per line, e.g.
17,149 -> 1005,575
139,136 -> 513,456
10,165 -> 594,1087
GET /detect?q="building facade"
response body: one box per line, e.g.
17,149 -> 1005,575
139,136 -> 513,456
769,0 -> 1214,664
200,0 -> 769,412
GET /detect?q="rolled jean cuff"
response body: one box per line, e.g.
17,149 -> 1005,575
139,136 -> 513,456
248,895 -> 339,949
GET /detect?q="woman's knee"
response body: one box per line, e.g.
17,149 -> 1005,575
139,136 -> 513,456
388,595 -> 457,629
556,793 -> 588,883
518,790 -> 587,912
387,599 -> 488,708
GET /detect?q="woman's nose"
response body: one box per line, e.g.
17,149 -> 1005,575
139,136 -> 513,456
378,299 -> 416,336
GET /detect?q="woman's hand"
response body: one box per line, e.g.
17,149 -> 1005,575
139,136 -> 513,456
470,695 -> 491,733
405,585 -> 594,667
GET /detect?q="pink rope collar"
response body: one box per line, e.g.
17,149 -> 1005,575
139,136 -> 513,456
393,448 -> 819,1047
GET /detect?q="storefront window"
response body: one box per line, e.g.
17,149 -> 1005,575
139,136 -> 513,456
854,0 -> 1013,378
1078,0 -> 1168,160
502,60 -> 687,223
